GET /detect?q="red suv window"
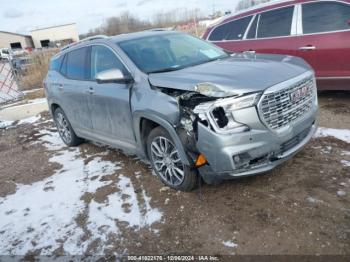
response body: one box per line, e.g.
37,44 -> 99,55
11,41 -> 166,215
302,1 -> 350,34
257,6 -> 294,38
208,16 -> 252,41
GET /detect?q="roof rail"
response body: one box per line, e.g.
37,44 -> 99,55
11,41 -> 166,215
60,35 -> 109,52
80,35 -> 109,42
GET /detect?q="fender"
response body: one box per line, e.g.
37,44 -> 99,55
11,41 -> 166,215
133,111 -> 190,166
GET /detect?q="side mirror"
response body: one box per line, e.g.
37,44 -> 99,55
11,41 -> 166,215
96,68 -> 133,84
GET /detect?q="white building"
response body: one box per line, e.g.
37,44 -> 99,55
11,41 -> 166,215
30,23 -> 79,48
0,31 -> 34,50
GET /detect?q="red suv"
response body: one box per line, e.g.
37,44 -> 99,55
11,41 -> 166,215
203,0 -> 350,90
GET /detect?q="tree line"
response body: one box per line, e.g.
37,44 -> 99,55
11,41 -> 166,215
80,0 -> 272,39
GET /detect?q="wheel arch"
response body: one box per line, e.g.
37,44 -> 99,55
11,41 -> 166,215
133,111 -> 190,166
50,103 -> 60,114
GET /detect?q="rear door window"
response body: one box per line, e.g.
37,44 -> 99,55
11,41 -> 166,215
66,47 -> 89,80
257,6 -> 294,38
209,16 -> 252,41
302,1 -> 350,34
50,55 -> 63,72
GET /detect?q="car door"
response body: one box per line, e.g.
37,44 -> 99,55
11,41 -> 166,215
240,5 -> 298,56
57,47 -> 93,135
87,44 -> 135,147
207,5 -> 299,57
294,1 -> 350,79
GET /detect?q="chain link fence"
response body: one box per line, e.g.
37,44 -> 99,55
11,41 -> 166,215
0,61 -> 24,105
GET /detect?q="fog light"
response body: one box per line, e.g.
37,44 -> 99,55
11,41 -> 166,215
195,153 -> 207,167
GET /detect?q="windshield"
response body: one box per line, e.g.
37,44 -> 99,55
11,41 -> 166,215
118,33 -> 229,73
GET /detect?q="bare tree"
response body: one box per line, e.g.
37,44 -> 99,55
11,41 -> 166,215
80,9 -> 205,39
80,12 -> 152,38
152,8 -> 203,28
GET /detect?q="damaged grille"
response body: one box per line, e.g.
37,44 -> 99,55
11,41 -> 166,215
259,76 -> 315,130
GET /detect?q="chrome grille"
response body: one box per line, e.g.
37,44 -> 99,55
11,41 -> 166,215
259,76 -> 315,130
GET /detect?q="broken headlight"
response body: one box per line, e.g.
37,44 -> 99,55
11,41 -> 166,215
194,93 -> 261,134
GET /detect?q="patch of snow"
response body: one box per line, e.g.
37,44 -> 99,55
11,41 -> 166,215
3,99 -> 46,110
306,197 -> 323,204
1,100 -> 24,108
314,127 -> 350,144
159,186 -> 170,193
27,98 -> 47,104
337,190 -> 346,197
0,128 -> 162,255
35,129 -> 65,151
222,240 -> 237,248
35,119 -> 53,125
341,160 -> 350,167
341,151 -> 350,156
321,146 -> 332,154
134,171 -> 142,179
0,120 -> 14,129
17,115 -> 41,125
22,88 -> 43,94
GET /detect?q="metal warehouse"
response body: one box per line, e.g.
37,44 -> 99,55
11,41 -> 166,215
0,31 -> 34,50
30,23 -> 79,48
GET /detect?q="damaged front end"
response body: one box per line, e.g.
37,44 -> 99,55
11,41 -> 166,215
193,93 -> 261,134
151,69 -> 318,185
154,83 -> 263,183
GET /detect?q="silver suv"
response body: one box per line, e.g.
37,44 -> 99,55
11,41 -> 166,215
44,31 -> 318,191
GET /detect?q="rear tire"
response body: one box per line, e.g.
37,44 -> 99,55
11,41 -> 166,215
53,107 -> 83,147
147,126 -> 197,191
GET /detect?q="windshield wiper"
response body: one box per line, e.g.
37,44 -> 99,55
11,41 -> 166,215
147,67 -> 182,74
147,55 -> 229,74
184,55 -> 228,68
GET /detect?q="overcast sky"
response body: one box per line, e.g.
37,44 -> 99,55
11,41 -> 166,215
0,0 -> 240,34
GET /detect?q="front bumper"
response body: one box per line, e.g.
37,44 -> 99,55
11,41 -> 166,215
196,105 -> 317,183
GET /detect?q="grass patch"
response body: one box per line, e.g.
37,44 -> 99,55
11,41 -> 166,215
20,49 -> 58,91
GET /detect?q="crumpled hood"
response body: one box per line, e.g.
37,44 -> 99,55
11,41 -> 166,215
148,53 -> 312,97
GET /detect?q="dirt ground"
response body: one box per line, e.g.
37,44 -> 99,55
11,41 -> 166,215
0,92 -> 349,258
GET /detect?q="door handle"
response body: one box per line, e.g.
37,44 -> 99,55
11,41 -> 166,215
299,45 -> 316,51
86,87 -> 94,94
53,83 -> 63,90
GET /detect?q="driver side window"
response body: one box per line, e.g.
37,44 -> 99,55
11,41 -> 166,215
90,45 -> 126,80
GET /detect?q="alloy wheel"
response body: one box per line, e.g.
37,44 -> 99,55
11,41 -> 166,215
55,112 -> 72,144
150,136 -> 185,187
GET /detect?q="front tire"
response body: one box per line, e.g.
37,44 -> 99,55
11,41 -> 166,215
147,127 -> 197,191
53,107 -> 83,147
